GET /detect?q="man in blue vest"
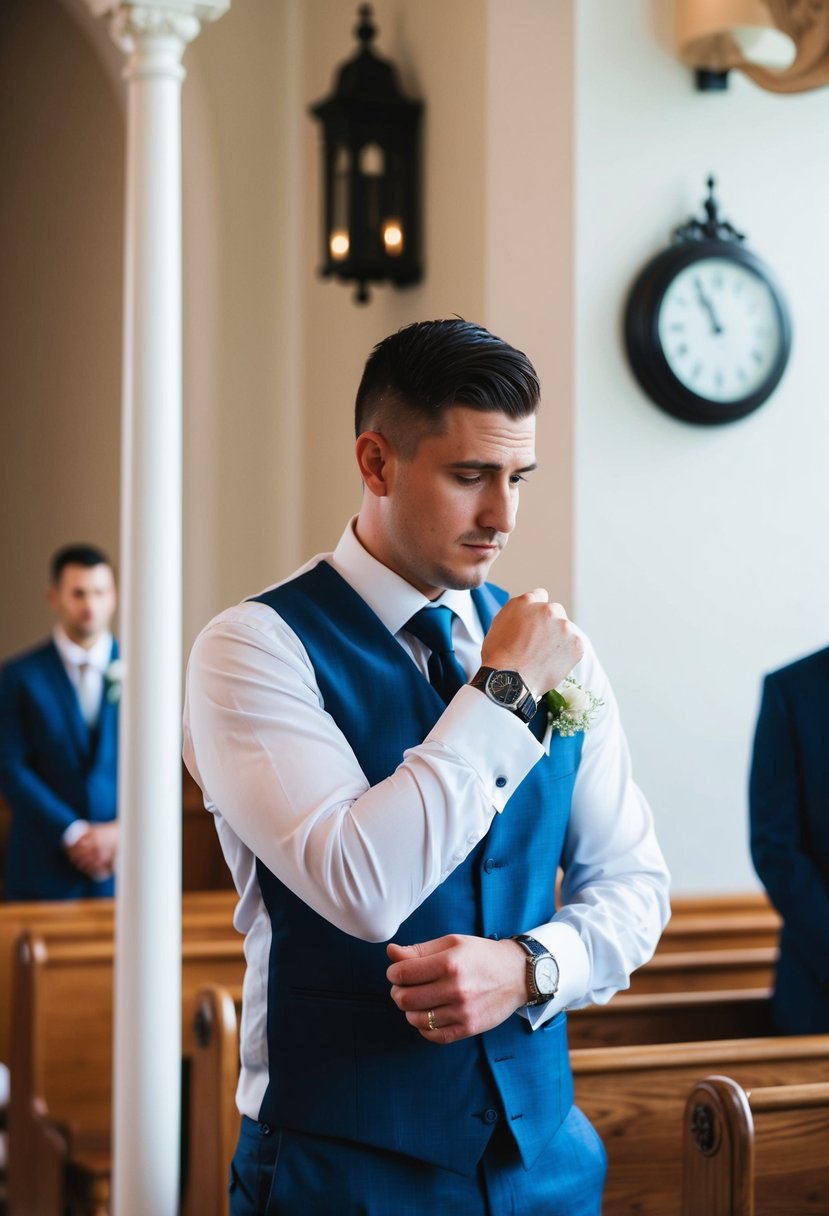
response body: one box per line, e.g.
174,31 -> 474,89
0,544 -> 120,900
750,646 -> 829,1034
183,320 -> 670,1214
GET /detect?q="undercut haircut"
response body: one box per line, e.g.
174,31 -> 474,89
355,319 -> 540,456
50,544 -> 112,585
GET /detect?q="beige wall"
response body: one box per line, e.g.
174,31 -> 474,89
6,0 -> 828,893
0,0 -> 123,655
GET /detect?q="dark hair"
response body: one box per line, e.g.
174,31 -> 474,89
50,544 -> 112,585
354,319 -> 540,451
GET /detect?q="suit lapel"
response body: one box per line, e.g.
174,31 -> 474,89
89,639 -> 119,770
43,640 -> 90,759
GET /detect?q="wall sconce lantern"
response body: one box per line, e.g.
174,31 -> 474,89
310,4 -> 423,304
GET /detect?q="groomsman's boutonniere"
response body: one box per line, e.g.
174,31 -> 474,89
104,659 -> 126,704
545,677 -> 603,737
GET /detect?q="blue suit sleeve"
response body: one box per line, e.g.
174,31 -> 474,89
749,673 -> 829,984
0,662 -> 80,843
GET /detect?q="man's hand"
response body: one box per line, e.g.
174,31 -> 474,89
65,821 -> 119,878
480,589 -> 584,697
386,934 -> 528,1044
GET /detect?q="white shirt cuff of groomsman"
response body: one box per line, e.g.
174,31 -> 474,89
62,818 -> 91,848
517,920 -> 591,1029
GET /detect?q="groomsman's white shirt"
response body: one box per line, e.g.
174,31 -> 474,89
183,520 -> 670,1119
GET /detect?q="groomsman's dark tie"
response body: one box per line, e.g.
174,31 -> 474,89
404,606 -> 468,704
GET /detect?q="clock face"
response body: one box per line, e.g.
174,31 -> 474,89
624,238 -> 792,425
657,257 -> 783,405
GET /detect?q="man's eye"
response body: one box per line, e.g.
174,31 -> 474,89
455,474 -> 481,485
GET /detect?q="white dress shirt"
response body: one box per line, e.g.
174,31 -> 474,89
183,521 -> 670,1119
53,626 -> 113,850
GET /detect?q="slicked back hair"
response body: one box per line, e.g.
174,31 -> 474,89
50,544 -> 112,585
355,320 -> 540,456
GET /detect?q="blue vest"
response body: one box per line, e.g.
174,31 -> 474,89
251,562 -> 583,1175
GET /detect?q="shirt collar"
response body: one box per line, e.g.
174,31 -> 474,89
329,518 -> 483,643
53,625 -> 113,672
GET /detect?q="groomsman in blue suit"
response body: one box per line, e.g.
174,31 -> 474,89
0,544 -> 120,900
750,645 -> 829,1033
184,320 -> 670,1215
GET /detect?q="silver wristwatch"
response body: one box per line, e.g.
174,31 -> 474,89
512,934 -> 560,1006
470,666 -> 538,724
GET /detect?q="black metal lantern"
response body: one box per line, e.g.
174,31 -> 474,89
310,4 -> 423,304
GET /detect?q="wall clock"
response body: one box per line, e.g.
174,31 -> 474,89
624,178 -> 792,425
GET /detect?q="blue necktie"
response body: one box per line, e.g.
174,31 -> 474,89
404,606 -> 468,704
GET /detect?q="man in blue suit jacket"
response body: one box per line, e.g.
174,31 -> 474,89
750,646 -> 829,1033
0,544 -> 120,900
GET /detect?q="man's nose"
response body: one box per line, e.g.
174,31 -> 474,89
477,481 -> 517,535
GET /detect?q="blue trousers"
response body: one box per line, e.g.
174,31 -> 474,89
229,1104 -> 607,1215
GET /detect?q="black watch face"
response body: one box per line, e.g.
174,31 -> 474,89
487,670 -> 523,706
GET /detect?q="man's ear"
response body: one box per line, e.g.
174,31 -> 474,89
355,431 -> 396,498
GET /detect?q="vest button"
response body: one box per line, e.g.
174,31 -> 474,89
495,775 -> 508,789
484,858 -> 496,873
483,1108 -> 499,1124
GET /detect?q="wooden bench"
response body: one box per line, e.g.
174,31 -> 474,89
627,946 -> 777,994
7,930 -> 244,1216
681,1074 -> 829,1216
568,986 -> 773,1049
573,1034 -> 829,1216
183,983 -> 242,1216
658,909 -> 781,954
0,890 -> 237,1067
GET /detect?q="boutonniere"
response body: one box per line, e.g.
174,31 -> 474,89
104,659 -> 126,704
544,676 -> 603,737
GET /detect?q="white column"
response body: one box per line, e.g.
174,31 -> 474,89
84,3 -> 228,1214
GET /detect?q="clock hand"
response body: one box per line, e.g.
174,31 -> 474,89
693,277 -> 724,335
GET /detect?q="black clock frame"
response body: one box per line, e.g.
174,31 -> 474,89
624,237 -> 792,425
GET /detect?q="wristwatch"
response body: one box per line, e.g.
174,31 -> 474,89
512,934 -> 560,1006
469,666 -> 538,724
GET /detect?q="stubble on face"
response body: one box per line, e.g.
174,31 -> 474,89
379,408 -> 537,598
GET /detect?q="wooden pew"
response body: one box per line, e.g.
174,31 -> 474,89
627,946 -> 777,994
681,1075 -> 829,1216
568,987 -> 773,1049
573,1034 -> 829,1216
7,931 -> 244,1216
658,909 -> 781,954
183,984 -> 242,1216
0,890 -> 237,1067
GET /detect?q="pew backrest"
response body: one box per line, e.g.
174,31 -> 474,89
573,1034 -> 829,1216
681,1074 -> 829,1216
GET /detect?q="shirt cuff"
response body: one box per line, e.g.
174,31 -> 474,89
516,920 -> 591,1029
62,819 -> 91,848
427,684 -> 545,811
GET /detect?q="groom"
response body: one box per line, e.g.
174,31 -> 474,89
184,319 -> 669,1214
0,544 -> 120,900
